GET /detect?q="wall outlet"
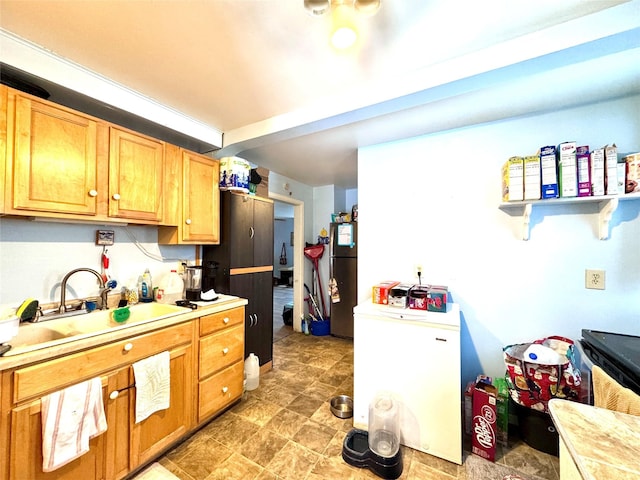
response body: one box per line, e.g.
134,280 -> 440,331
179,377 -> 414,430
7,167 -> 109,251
177,260 -> 187,274
585,269 -> 605,290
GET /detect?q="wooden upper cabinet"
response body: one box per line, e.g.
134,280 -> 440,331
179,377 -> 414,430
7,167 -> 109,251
10,94 -> 100,216
158,149 -> 220,244
108,127 -> 164,222
183,150 -> 220,243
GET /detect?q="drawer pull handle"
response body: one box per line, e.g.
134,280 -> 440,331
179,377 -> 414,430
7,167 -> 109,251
222,386 -> 229,394
108,384 -> 135,400
223,317 -> 230,324
222,347 -> 229,355
123,342 -> 133,352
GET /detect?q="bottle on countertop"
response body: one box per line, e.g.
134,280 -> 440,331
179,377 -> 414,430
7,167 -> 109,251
156,269 -> 184,305
139,268 -> 153,303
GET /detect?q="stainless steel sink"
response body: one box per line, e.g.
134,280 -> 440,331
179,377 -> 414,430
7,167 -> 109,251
3,303 -> 189,356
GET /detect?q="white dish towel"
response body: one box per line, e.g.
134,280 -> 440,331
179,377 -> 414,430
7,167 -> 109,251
41,377 -> 107,472
133,351 -> 171,423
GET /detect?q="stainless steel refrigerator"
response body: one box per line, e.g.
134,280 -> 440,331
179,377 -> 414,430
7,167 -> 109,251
329,222 -> 357,338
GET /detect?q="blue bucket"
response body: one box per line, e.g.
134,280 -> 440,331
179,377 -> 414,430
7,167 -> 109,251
311,318 -> 330,336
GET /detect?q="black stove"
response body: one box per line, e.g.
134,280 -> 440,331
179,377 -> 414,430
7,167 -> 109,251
581,329 -> 640,395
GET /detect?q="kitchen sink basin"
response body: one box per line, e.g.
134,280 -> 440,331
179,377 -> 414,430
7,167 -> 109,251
3,302 -> 189,357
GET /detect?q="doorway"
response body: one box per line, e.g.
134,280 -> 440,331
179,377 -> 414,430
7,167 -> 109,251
270,193 -> 304,342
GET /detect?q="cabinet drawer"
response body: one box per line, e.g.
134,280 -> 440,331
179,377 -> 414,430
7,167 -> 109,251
13,322 -> 192,403
198,361 -> 243,421
199,307 -> 244,336
199,324 -> 244,379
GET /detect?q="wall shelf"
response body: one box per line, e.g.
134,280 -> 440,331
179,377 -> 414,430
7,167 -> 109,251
499,192 -> 640,240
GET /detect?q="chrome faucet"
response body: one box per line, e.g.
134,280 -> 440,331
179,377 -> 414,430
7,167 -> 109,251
58,268 -> 110,313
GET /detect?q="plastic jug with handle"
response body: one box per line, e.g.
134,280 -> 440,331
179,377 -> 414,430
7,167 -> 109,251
244,353 -> 260,391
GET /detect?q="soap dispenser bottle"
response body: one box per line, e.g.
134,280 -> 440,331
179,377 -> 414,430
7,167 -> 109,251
140,268 -> 153,303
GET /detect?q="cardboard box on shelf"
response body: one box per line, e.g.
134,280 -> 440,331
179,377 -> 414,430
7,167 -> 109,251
604,144 -> 619,195
539,145 -> 559,199
372,281 -> 400,305
524,155 -> 541,200
576,145 -> 591,197
558,141 -> 577,198
624,152 -> 640,193
590,147 -> 605,196
502,156 -> 524,202
472,379 -> 498,462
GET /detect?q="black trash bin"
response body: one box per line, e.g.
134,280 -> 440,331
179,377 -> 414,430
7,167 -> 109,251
511,399 -> 559,456
282,302 -> 293,326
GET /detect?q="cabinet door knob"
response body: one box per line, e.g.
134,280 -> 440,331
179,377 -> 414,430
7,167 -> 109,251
112,193 -> 121,201
123,342 -> 133,352
109,390 -> 119,400
88,189 -> 98,197
185,218 -> 192,225
223,317 -> 230,324
222,347 -> 229,355
222,386 -> 229,394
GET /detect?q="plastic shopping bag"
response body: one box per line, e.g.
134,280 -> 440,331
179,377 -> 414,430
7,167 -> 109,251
503,336 -> 581,412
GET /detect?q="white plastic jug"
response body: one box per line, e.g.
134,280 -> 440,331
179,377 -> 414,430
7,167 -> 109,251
244,353 -> 260,391
156,270 -> 184,304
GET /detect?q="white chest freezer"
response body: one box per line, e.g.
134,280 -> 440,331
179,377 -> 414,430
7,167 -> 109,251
353,302 -> 462,465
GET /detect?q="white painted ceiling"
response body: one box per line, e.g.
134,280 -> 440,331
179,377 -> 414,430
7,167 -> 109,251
1,1 -> 639,189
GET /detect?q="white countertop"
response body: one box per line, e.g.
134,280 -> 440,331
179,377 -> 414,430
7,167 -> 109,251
549,398 -> 640,479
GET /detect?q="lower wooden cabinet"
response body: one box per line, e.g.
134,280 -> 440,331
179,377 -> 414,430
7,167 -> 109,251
9,398 -> 106,480
0,304 -> 245,480
197,308 -> 244,422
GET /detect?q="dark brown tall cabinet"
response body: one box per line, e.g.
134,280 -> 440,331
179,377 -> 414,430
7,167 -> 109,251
203,191 -> 274,367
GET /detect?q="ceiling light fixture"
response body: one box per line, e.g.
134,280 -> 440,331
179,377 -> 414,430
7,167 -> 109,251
305,0 -> 381,50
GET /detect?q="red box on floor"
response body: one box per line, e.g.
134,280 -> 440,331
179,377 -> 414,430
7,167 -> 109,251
471,380 -> 498,462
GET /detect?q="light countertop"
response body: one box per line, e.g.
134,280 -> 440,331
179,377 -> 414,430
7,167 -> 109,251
0,295 -> 247,370
548,398 -> 640,479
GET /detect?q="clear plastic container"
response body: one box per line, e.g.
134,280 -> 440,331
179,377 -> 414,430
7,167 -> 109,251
368,392 -> 400,458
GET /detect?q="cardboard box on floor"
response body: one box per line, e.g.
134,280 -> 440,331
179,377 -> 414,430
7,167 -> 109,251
472,379 -> 498,462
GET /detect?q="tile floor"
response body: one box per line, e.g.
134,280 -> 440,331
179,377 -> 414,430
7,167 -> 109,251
144,287 -> 560,480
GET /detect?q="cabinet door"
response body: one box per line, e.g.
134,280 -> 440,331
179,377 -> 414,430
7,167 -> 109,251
108,127 -> 164,221
182,151 -> 220,243
252,198 -> 274,267
8,381 -> 113,480
253,271 -> 273,365
231,271 -> 273,366
12,95 -> 99,215
130,343 -> 193,468
229,192 -> 254,268
103,366 -> 131,480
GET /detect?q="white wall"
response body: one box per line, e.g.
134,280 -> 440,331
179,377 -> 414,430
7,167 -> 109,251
0,219 -> 196,307
358,94 -> 640,387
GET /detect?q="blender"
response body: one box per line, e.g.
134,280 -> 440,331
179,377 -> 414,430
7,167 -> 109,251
184,265 -> 202,301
